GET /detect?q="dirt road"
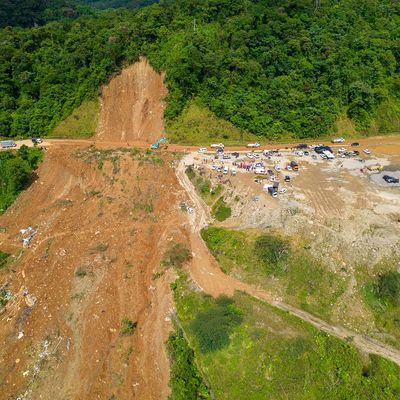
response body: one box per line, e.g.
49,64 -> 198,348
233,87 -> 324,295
176,154 -> 400,367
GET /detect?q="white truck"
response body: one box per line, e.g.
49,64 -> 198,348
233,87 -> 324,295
211,143 -> 224,149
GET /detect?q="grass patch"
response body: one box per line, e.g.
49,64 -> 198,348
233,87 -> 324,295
49,100 -> 99,138
162,243 -> 192,268
364,269 -> 400,347
0,251 -> 10,269
168,327 -> 211,400
173,273 -> 400,399
211,197 -> 231,222
201,227 -> 343,320
93,242 -> 108,253
166,99 -> 258,146
190,296 -> 243,353
120,318 -> 137,336
0,287 -> 12,309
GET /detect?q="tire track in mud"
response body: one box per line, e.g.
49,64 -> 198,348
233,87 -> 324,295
176,154 -> 400,367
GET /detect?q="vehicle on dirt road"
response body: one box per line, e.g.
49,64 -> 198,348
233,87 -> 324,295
364,148 -> 371,155
383,175 -> 399,184
351,142 -> 359,146
1,140 -> 17,149
32,137 -> 43,144
211,143 -> 224,148
198,147 -> 207,153
331,137 -> 345,143
290,161 -> 299,171
247,142 -> 260,148
284,175 -> 291,182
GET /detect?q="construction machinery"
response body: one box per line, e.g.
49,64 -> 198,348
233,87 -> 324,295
150,137 -> 167,149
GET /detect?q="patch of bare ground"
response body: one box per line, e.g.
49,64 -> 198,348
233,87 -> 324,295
0,146 -> 187,400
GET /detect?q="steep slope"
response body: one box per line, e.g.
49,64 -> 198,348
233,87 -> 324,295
0,146 -> 187,400
96,58 -> 167,144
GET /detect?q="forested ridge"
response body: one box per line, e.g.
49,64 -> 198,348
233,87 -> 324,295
1,0 -> 399,140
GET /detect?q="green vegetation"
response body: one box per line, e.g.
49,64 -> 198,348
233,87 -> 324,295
201,227 -> 343,319
49,99 -> 99,138
185,167 -> 230,221
0,146 -> 43,213
120,317 -> 136,336
173,274 -> 400,400
167,99 -> 256,145
1,0 -> 400,139
190,296 -> 242,353
211,197 -> 231,222
364,269 -> 400,348
0,251 -> 10,269
167,328 -> 210,400
80,0 -> 158,9
162,243 -> 192,268
254,234 -> 290,271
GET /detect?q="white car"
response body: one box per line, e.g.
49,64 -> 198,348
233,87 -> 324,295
338,147 -> 347,153
211,143 -> 224,148
223,167 -> 229,175
286,165 -> 292,171
331,137 -> 345,143
198,147 -> 207,153
212,165 -> 217,170
279,188 -> 287,194
274,165 -> 281,171
187,207 -> 194,214
364,148 -> 371,155
246,153 -> 254,159
296,151 -> 304,157
247,142 -> 260,148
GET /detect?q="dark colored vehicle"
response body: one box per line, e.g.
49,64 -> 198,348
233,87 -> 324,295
231,152 -> 239,158
296,143 -> 308,149
304,151 -> 309,156
290,161 -> 299,171
314,145 -> 332,154
267,169 -> 274,176
383,175 -> 399,184
216,148 -> 224,154
284,175 -> 291,182
353,150 -> 359,156
351,142 -> 359,147
268,187 -> 278,197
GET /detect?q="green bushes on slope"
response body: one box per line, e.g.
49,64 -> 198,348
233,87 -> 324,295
1,0 -> 400,139
0,146 -> 43,212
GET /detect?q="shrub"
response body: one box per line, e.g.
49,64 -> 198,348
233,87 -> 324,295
212,197 -> 231,222
0,251 -> 10,269
168,328 -> 210,400
190,296 -> 243,353
163,243 -> 192,268
376,271 -> 400,306
254,234 -> 289,266
120,318 -> 137,336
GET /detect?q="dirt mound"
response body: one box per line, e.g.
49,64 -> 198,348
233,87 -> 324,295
0,146 -> 187,400
97,58 -> 167,144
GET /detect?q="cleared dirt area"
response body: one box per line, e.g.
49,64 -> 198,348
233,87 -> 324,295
0,146 -> 189,400
96,57 -> 167,144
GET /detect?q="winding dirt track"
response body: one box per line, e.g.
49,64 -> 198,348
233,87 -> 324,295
176,155 -> 400,367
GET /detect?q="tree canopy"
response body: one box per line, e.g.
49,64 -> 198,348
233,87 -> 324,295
0,0 -> 399,139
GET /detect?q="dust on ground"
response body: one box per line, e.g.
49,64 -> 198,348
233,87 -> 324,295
96,57 -> 167,144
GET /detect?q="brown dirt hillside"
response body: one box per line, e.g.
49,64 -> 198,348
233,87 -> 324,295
96,58 -> 167,144
0,146 -> 187,400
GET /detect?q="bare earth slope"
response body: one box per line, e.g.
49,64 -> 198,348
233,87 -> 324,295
96,57 -> 167,144
0,146 -> 187,400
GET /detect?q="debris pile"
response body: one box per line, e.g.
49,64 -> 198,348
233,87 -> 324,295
20,227 -> 37,248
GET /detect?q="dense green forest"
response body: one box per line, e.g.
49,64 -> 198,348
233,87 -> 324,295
0,146 -> 43,213
0,0 -> 399,139
80,0 -> 158,9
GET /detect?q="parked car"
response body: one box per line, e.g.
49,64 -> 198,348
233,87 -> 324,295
284,176 -> 291,182
232,152 -> 240,158
211,143 -> 224,148
290,161 -> 299,171
351,142 -> 359,147
363,148 -> 371,155
274,165 -> 281,171
296,143 -> 308,149
331,137 -> 345,143
32,137 -> 42,144
383,175 -> 399,184
279,188 -> 287,194
267,169 -> 274,176
247,142 -> 260,148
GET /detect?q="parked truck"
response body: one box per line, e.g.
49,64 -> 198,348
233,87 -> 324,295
1,140 -> 17,149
